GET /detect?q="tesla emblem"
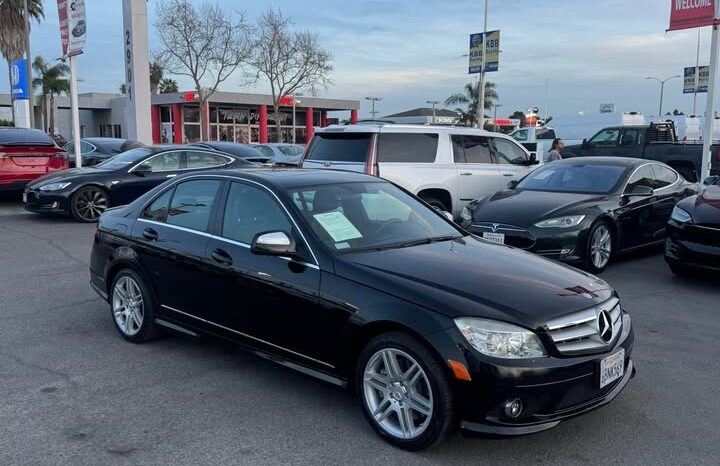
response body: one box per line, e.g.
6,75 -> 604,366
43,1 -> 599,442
597,310 -> 613,343
491,223 -> 500,232
323,161 -> 331,167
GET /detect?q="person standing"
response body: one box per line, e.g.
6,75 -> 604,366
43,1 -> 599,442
548,138 -> 564,162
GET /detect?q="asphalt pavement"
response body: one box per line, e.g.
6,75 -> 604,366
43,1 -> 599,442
0,196 -> 718,466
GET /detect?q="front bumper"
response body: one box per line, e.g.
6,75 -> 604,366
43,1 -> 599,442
429,313 -> 635,435
665,221 -> 720,271
23,187 -> 72,215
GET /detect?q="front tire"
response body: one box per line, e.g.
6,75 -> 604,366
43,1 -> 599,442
110,269 -> 158,343
356,332 -> 456,451
70,186 -> 109,222
584,220 -> 613,273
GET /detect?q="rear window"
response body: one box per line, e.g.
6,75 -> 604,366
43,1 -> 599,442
536,128 -> 556,140
0,128 -> 54,146
305,133 -> 372,162
377,133 -> 438,163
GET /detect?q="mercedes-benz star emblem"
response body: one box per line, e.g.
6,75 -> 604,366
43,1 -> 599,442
597,310 -> 613,343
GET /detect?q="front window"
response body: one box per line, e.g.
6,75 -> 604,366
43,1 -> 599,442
143,151 -> 182,171
518,163 -> 627,194
512,130 -> 528,142
95,147 -> 154,170
222,182 -> 292,244
493,138 -> 528,165
590,128 -> 620,147
287,182 -> 461,253
166,180 -> 222,232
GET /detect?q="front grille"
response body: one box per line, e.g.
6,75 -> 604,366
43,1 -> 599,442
471,222 -> 536,249
685,224 -> 720,246
553,372 -> 619,410
544,298 -> 622,355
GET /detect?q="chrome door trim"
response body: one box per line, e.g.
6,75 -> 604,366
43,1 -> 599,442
161,304 -> 334,369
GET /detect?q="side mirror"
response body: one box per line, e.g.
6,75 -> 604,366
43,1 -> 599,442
703,175 -> 719,186
624,185 -> 654,197
581,138 -> 590,149
440,211 -> 454,221
527,153 -> 539,165
507,179 -> 519,189
132,163 -> 152,176
251,231 -> 296,256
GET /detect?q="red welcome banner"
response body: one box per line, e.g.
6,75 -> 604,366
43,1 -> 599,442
57,0 -> 69,56
669,0 -> 716,31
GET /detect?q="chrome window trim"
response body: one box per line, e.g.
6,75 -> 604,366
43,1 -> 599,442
622,162 -> 680,195
160,304 -> 334,368
137,174 -> 320,266
127,149 -> 234,174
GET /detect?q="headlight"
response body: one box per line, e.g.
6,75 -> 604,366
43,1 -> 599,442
454,318 -> 547,359
39,182 -> 72,191
670,206 -> 693,223
534,215 -> 586,228
460,206 -> 472,222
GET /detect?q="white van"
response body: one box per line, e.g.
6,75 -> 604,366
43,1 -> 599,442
549,112 -> 646,146
509,126 -> 557,162
301,123 -> 539,218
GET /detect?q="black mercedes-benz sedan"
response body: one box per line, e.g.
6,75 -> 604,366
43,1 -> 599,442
90,168 -> 635,451
24,145 -> 257,222
460,157 -> 699,273
665,175 -> 720,275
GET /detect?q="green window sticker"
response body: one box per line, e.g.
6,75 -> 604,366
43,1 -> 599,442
313,211 -> 363,242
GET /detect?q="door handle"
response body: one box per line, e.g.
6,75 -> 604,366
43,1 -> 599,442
142,228 -> 158,241
501,172 -> 514,177
211,248 -> 233,266
460,172 -> 473,176
166,174 -> 177,178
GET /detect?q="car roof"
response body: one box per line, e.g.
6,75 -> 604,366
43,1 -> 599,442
317,123 -> 498,136
553,156 -> 651,167
178,167 -> 383,189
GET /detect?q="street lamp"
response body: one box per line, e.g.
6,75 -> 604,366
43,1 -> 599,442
645,75 -> 681,116
365,96 -> 382,119
492,103 -> 503,128
426,100 -> 440,124
292,92 -> 304,144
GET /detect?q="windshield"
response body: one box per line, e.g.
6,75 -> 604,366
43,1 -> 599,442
287,181 -> 462,253
95,147 -> 154,170
518,163 -> 627,194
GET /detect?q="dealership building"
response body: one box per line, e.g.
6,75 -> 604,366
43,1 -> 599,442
0,91 -> 360,144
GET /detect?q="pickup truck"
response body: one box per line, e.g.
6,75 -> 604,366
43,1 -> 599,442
562,122 -> 720,181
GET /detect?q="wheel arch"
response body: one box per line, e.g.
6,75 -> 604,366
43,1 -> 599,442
105,257 -> 156,306
416,188 -> 452,212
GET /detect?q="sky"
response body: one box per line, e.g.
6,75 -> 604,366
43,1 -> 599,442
0,0 -> 715,119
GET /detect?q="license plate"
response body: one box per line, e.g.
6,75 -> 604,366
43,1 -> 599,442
22,192 -> 27,204
482,232 -> 505,244
599,348 -> 625,388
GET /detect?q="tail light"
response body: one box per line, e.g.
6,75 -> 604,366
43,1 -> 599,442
0,152 -> 6,161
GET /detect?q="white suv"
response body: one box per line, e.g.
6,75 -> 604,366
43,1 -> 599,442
301,123 -> 539,217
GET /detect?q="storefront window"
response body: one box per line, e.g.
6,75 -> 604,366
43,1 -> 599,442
160,106 -> 172,123
184,105 -> 200,123
184,124 -> 201,143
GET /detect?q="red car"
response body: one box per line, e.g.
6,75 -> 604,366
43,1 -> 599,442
0,127 -> 68,191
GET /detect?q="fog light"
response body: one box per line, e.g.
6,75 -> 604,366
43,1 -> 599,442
560,248 -> 574,256
51,201 -> 60,209
504,399 -> 523,418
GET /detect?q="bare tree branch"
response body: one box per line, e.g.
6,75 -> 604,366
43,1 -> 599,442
154,0 -> 253,141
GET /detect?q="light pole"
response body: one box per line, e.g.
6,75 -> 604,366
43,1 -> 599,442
365,96 -> 382,119
23,0 -> 34,128
476,0 -> 489,129
646,75 -> 681,116
426,100 -> 440,124
292,92 -> 303,144
493,103 -> 502,130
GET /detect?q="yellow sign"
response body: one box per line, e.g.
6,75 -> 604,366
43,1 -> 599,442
469,30 -> 500,74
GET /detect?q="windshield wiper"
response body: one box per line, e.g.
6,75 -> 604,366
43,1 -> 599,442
342,235 -> 462,254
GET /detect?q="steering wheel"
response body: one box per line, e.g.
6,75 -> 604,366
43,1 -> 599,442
375,218 -> 404,237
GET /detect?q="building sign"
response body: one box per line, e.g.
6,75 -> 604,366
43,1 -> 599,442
10,59 -> 29,100
684,65 -> 710,93
669,0 -> 715,31
57,0 -> 86,56
492,118 -> 520,127
468,30 -> 500,74
183,91 -> 199,102
600,103 -> 616,113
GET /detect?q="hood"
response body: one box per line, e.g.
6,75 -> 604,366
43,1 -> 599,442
334,238 -> 614,329
680,185 -> 720,226
27,166 -> 102,187
471,189 -> 607,226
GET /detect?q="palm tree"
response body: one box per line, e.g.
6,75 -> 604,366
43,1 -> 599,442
149,60 -> 164,94
32,56 -> 69,133
0,0 -> 44,122
444,81 -> 499,126
158,78 -> 178,94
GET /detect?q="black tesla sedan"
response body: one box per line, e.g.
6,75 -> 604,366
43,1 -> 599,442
665,175 -> 720,274
190,141 -> 271,164
460,157 -> 699,273
65,137 -> 144,167
24,145 -> 256,222
90,168 -> 635,451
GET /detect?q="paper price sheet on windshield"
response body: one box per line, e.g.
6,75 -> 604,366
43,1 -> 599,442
313,211 -> 363,243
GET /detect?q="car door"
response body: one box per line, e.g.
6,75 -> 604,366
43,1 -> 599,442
648,164 -> 683,240
202,180 -> 328,365
616,164 -> 657,248
490,137 -> 535,182
112,150 -> 185,205
130,178 -> 223,326
452,135 -> 505,205
584,128 -> 621,157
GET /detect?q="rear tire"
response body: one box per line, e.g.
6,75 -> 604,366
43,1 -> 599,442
356,332 -> 457,451
70,186 -> 110,222
421,196 -> 449,213
109,269 -> 158,343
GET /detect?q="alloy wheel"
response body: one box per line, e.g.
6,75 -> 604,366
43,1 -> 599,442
363,348 -> 433,440
74,188 -> 108,221
590,225 -> 612,269
112,276 -> 144,337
